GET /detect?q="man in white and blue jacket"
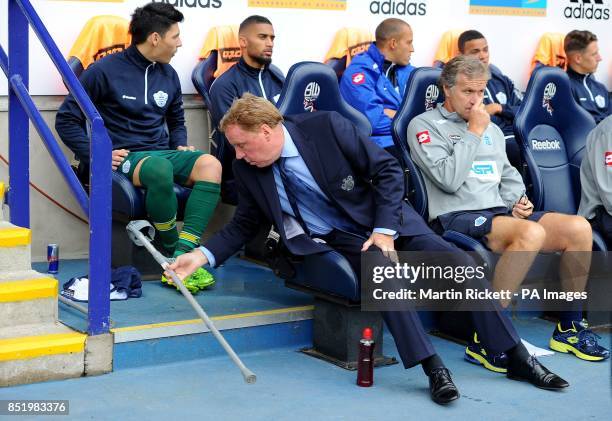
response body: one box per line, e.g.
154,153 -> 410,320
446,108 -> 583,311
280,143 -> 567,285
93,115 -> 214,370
340,18 -> 415,161
564,30 -> 610,125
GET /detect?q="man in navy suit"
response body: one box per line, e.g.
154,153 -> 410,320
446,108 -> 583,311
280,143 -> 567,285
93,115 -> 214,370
169,94 -> 568,404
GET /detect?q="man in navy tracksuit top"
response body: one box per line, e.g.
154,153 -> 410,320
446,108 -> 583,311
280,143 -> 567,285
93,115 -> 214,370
56,3 -> 222,271
209,15 -> 284,204
457,30 -> 523,166
340,18 -> 415,162
564,30 -> 610,125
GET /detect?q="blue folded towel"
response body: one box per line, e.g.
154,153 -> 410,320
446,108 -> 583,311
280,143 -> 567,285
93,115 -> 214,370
61,266 -> 142,302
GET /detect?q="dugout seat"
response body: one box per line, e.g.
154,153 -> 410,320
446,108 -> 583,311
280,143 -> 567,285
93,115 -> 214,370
514,66 -> 606,252
275,61 -> 395,369
323,27 -> 374,81
530,32 -> 567,74
66,15 -> 130,77
432,28 -> 465,68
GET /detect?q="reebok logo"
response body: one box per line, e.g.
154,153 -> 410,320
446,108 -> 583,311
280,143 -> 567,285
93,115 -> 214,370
605,152 -> 612,166
564,0 -> 610,20
122,95 -> 136,100
532,139 -> 562,151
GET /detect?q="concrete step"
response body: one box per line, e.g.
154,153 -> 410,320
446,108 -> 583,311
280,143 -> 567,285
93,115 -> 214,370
0,323 -> 87,387
0,221 -> 32,272
0,276 -> 58,329
0,269 -> 53,283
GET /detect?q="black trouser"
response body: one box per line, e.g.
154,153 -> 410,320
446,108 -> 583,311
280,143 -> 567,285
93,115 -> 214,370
319,230 -> 520,368
590,206 -> 612,248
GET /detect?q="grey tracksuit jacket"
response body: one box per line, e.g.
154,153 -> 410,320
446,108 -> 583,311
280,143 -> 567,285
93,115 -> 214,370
407,105 -> 524,221
578,115 -> 612,220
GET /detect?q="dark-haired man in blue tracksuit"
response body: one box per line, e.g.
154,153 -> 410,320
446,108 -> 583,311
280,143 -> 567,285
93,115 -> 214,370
564,30 -> 610,125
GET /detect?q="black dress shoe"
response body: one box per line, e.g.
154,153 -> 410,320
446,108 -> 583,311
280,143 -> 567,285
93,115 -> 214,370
507,355 -> 569,390
428,368 -> 460,405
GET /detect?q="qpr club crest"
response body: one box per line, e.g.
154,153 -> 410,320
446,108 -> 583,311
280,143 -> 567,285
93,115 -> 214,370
303,82 -> 321,112
542,83 -> 556,116
341,175 -> 354,191
153,90 -> 168,108
424,84 -> 439,111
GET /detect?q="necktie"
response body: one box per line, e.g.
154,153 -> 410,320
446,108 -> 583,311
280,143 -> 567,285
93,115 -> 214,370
278,158 -> 363,235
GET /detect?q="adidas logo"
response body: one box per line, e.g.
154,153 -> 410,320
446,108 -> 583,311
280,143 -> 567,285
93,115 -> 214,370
532,139 -> 562,151
564,0 -> 610,20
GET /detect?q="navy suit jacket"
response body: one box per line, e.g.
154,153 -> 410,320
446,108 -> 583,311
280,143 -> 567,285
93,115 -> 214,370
205,111 -> 432,265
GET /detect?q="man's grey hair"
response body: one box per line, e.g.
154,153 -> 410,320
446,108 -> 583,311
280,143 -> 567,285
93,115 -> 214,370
439,55 -> 490,89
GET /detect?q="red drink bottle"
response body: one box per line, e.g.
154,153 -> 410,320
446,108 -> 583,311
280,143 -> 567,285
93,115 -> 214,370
356,327 -> 375,387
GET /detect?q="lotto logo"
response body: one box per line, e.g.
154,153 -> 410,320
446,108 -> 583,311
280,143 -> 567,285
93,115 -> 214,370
416,131 -> 431,144
605,152 -> 612,166
352,72 -> 365,85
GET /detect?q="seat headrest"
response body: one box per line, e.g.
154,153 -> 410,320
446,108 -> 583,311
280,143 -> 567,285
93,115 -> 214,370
531,32 -> 567,73
198,25 -> 240,78
515,66 -> 595,160
393,67 -> 444,148
191,51 -> 218,109
324,27 -> 374,67
515,66 -> 596,212
433,29 -> 465,66
68,15 -> 131,71
277,61 -> 371,135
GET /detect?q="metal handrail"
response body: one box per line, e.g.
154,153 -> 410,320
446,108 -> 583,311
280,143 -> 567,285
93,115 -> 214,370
2,0 -> 112,335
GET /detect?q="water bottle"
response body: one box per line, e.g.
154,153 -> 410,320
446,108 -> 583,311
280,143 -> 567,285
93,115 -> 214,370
356,327 -> 375,387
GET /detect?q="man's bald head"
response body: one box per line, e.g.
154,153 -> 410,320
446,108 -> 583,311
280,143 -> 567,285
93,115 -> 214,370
375,18 -> 410,45
374,18 -> 413,66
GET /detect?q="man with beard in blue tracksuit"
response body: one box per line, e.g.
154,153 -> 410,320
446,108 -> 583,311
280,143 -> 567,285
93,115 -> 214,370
209,15 -> 284,204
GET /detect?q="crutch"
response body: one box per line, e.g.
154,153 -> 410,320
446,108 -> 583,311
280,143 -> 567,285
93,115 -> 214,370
126,220 -> 257,384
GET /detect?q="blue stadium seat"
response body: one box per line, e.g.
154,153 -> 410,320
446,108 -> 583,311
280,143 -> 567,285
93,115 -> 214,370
278,61 -> 371,137
275,62 -> 392,369
276,61 -> 372,302
325,56 -> 347,81
514,66 -> 607,251
191,51 -> 218,112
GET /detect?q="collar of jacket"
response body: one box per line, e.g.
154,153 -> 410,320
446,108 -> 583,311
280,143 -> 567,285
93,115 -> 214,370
367,43 -> 407,74
567,66 -> 591,80
366,43 -> 387,71
125,45 -> 156,70
237,57 -> 272,76
437,104 -> 467,124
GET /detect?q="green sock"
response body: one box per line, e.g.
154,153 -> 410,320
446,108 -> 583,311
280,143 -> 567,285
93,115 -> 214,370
139,157 -> 179,252
174,180 -> 220,257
